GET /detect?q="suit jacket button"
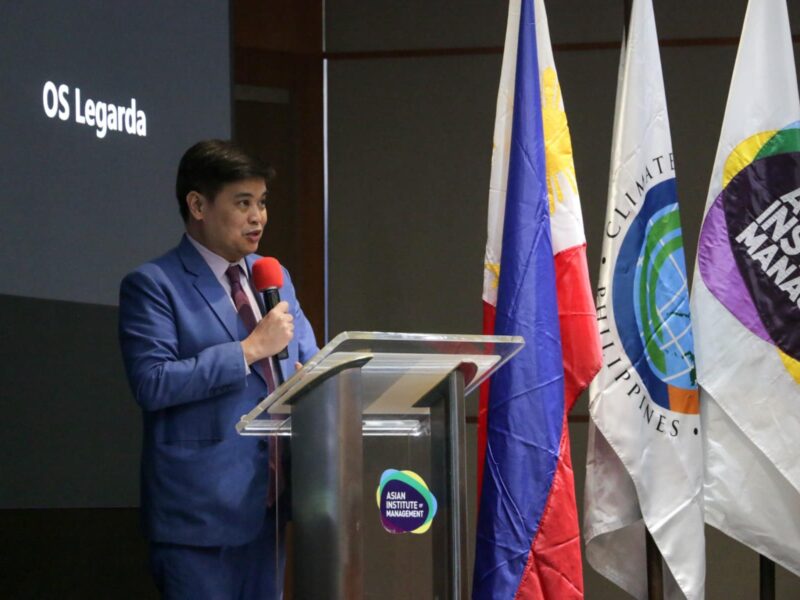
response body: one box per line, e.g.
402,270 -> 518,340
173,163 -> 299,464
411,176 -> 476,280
258,440 -> 268,450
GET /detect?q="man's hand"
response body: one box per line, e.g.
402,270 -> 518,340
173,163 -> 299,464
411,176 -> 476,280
241,301 -> 294,364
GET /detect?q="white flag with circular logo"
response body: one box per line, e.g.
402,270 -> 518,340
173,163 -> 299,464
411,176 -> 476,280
584,1 -> 705,598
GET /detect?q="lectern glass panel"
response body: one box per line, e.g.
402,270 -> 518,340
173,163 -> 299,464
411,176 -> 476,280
237,331 -> 523,437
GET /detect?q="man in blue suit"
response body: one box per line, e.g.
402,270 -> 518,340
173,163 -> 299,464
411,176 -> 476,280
119,140 -> 318,598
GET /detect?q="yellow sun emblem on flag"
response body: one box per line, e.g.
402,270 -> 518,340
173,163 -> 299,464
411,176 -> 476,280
541,67 -> 577,214
485,261 -> 501,289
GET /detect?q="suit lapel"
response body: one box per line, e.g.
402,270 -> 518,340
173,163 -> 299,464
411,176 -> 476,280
178,236 -> 239,342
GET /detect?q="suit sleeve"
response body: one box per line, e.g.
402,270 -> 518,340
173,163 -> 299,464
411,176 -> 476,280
283,268 -> 320,363
119,268 -> 247,412
293,300 -> 319,363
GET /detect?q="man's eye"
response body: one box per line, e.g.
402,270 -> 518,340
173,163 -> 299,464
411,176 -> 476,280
259,199 -> 268,209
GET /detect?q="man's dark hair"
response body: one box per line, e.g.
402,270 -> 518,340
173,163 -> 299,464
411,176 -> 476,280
175,139 -> 274,222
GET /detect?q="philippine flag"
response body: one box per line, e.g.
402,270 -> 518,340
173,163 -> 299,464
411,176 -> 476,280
475,0 -> 602,597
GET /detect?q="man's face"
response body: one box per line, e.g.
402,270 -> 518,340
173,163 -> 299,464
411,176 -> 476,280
190,178 -> 268,262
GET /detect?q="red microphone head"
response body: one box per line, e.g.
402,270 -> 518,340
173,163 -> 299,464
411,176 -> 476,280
252,257 -> 283,291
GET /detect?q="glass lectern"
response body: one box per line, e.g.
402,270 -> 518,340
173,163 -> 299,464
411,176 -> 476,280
237,332 -> 524,599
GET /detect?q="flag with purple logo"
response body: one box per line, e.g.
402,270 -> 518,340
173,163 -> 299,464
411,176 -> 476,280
690,0 -> 800,576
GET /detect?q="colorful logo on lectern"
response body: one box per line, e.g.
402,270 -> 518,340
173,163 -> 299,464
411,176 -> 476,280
376,469 -> 437,534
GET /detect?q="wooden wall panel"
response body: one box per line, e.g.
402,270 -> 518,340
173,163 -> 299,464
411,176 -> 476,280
232,1 -> 325,341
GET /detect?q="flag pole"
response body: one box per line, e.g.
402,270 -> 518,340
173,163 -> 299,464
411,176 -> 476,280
620,2 -> 665,595
623,0 -> 632,40
645,529 -> 664,600
759,554 -> 775,600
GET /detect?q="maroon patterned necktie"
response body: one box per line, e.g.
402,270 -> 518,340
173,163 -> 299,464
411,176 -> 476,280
225,265 -> 277,390
225,264 -> 282,505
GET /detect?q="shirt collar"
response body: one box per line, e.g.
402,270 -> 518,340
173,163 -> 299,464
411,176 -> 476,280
185,233 -> 248,281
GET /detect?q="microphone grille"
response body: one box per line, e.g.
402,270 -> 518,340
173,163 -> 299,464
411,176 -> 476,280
252,257 -> 283,291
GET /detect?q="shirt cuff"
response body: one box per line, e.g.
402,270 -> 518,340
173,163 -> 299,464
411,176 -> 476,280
241,343 -> 251,375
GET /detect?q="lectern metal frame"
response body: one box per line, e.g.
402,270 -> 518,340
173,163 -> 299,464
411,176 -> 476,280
237,332 -> 524,599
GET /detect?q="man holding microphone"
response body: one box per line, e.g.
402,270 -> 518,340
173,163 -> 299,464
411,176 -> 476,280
119,139 -> 318,598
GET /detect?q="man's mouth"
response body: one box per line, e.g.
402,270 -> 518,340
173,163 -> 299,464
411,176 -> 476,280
245,231 -> 261,242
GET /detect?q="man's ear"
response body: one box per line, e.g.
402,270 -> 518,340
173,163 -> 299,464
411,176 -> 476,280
186,191 -> 205,221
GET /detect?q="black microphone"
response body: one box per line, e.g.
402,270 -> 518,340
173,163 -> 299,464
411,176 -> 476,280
252,257 -> 289,361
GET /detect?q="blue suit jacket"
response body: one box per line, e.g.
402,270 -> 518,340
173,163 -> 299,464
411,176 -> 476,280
118,235 -> 318,547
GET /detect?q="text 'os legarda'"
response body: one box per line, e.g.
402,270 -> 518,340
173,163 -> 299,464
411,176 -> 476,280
42,81 -> 146,139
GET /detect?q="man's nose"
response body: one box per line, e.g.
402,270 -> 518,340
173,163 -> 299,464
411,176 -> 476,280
248,206 -> 263,223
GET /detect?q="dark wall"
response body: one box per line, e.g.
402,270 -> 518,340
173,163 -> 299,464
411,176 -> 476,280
0,296 -> 155,596
0,296 -> 139,509
0,509 -> 157,598
0,295 -> 156,596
